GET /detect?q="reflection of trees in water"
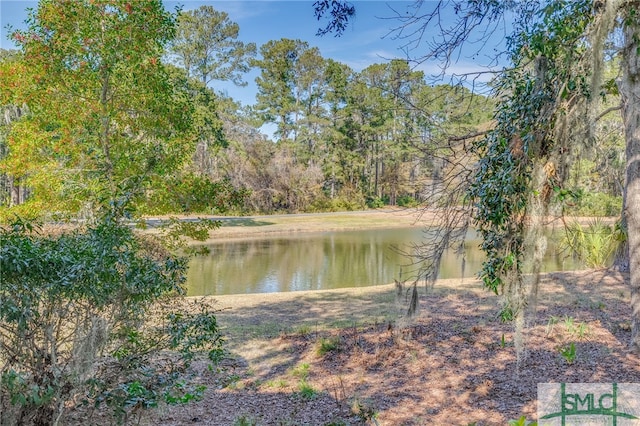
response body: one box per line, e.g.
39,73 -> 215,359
187,230 -> 411,295
186,229 -> 583,296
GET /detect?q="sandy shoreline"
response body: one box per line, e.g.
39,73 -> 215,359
151,208 -> 616,244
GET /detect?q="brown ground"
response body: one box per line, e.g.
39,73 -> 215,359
89,211 -> 637,425
138,269 -> 637,426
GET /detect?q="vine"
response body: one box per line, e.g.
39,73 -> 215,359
467,0 -> 595,361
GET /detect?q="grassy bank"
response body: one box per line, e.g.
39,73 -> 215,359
154,209 -> 426,243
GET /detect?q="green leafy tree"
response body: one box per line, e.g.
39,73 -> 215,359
1,6 -> 227,426
252,38 -> 312,141
169,5 -> 256,86
0,54 -> 26,209
344,60 -> 427,204
316,59 -> 356,200
0,51 -> 31,212
2,0 -> 192,219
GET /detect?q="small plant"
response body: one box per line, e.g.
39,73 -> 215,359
547,316 -> 589,340
296,324 -> 313,336
559,219 -> 621,268
499,306 -> 515,322
265,379 -> 288,389
559,342 -> 577,364
563,315 -> 575,331
291,363 -> 310,380
317,336 -> 341,356
0,219 -> 224,425
297,381 -> 320,400
560,316 -> 590,339
545,316 -> 560,336
575,321 -> 589,339
500,333 -> 508,348
508,416 -> 537,426
351,397 -> 379,424
365,196 -> 385,209
163,382 -> 206,405
222,374 -> 242,389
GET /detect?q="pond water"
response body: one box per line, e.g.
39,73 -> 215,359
186,227 -> 582,296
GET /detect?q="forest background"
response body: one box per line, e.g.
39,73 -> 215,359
0,1 -> 624,219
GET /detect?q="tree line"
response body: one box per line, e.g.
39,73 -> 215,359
1,4 -> 624,219
0,5 -> 497,218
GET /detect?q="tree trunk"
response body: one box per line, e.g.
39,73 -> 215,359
619,15 -> 640,353
9,176 -> 20,206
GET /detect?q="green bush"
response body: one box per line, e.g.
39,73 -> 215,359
309,195 -> 365,212
565,191 -> 622,217
559,219 -> 624,268
0,218 -> 223,425
397,195 -> 419,208
365,196 -> 385,209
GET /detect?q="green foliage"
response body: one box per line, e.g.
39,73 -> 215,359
508,416 -> 537,426
566,191 -> 622,217
559,342 -> 577,364
365,196 -> 386,209
563,316 -> 589,339
295,324 -> 313,336
163,382 -> 206,405
156,217 -> 221,251
499,333 -> 509,348
296,381 -> 320,400
309,194 -> 366,212
291,363 -> 310,381
351,397 -> 379,424
396,195 -> 419,208
0,218 -> 223,424
252,38 -> 312,140
288,362 -> 320,400
170,5 -> 256,86
499,306 -> 516,323
316,336 -> 341,356
3,0 -> 193,218
547,315 -> 590,339
467,0 -> 596,312
560,219 -> 623,268
139,174 -> 248,215
167,300 -> 225,364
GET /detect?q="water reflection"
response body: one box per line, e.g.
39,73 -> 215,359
186,227 -> 581,296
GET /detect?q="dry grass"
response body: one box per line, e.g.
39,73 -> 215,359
184,209 -> 428,243
125,269 -> 640,426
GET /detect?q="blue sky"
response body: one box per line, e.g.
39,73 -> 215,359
1,1 -> 507,106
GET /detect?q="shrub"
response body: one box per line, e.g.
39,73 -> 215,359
309,195 -> 365,212
297,381 -> 320,400
559,219 -> 624,268
365,196 -> 385,209
565,191 -> 622,217
0,217 -> 223,425
396,195 -> 419,208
